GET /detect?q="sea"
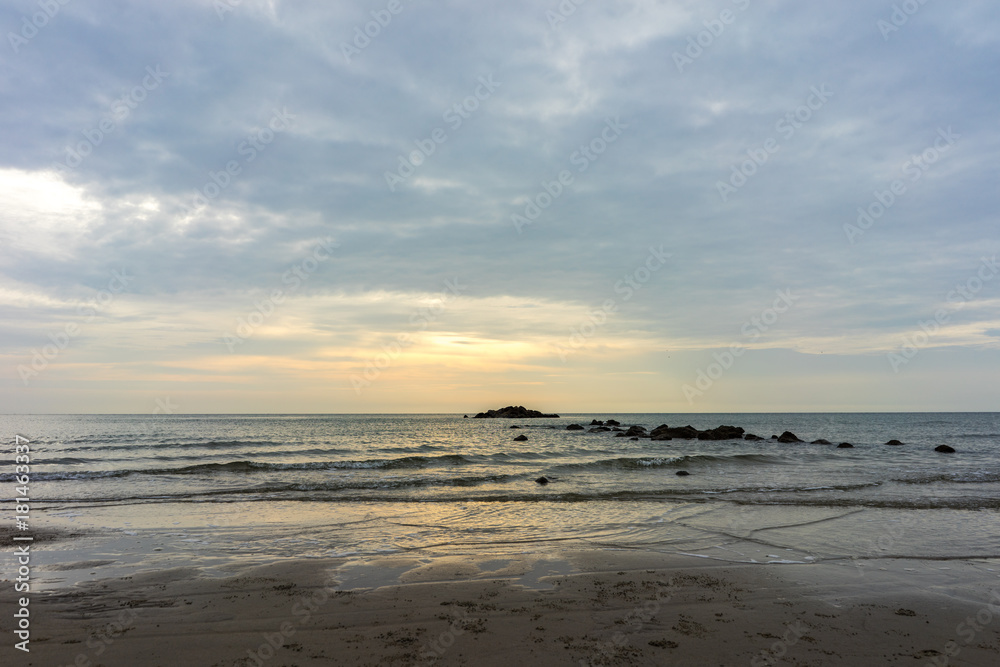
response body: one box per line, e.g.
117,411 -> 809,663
4,413 -> 1000,589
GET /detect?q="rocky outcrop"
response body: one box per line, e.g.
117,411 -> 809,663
837,442 -> 854,448
513,434 -> 527,441
590,420 -> 604,426
777,431 -> 804,443
698,425 -> 745,441
474,406 -> 559,418
535,476 -> 550,485
934,445 -> 956,453
676,470 -> 690,476
605,419 -> 621,426
811,439 -> 832,445
566,424 -> 585,431
651,425 -> 700,440
509,425 -> 520,429
744,434 -> 764,441
589,426 -> 611,433
885,439 -> 904,446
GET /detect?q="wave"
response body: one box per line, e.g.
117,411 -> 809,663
552,453 -> 780,471
12,454 -> 473,481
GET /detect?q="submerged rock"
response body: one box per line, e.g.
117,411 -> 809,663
676,470 -> 690,476
623,425 -> 648,437
513,434 -> 528,441
837,442 -> 854,448
589,426 -> 611,433
605,419 -> 621,426
744,434 -> 764,441
934,445 -> 956,453
509,425 -> 520,429
777,431 -> 804,443
535,476 -> 549,485
590,420 -> 604,426
474,406 -> 559,419
811,439 -> 832,445
566,424 -> 585,431
885,439 -> 904,446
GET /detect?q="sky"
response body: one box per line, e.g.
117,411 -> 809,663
1,0 -> 999,414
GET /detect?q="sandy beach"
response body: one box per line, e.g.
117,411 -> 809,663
4,537 -> 999,666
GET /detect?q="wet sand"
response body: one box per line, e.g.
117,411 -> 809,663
4,546 -> 999,666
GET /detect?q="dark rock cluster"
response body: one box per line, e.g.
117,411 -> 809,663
474,406 -> 559,418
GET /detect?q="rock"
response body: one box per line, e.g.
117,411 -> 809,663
651,425 -> 700,440
676,470 -> 690,476
885,439 -> 904,446
513,434 -> 528,441
510,425 -> 520,429
837,442 -> 854,448
770,435 -> 778,440
463,415 -> 468,418
605,419 -> 621,426
566,424 -> 585,431
535,476 -> 549,485
611,427 -> 623,431
474,406 -> 559,419
744,434 -> 764,441
590,420 -> 604,426
589,426 -> 611,433
934,445 -> 956,453
811,439 -> 832,445
623,425 -> 648,437
630,437 -> 639,441
777,431 -> 804,443
698,425 -> 745,441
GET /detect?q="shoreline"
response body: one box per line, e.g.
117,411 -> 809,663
4,548 -> 999,666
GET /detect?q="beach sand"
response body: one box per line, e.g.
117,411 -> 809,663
4,541 -> 1000,666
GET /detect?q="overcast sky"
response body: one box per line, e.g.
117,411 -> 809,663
2,0 -> 998,413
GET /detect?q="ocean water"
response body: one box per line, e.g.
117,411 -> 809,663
4,413 -> 1000,587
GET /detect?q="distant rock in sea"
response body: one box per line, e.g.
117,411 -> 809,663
535,476 -> 549,485
676,470 -> 690,476
591,420 -> 604,426
473,405 -> 559,419
513,434 -> 527,441
589,426 -> 611,432
651,425 -> 699,440
777,431 -> 804,443
837,442 -> 854,448
934,445 -> 956,453
623,425 -> 647,437
885,439 -> 904,446
698,425 -> 745,441
811,439 -> 832,445
605,419 -> 621,426
744,434 -> 764,441
510,425 -> 520,429
566,424 -> 585,431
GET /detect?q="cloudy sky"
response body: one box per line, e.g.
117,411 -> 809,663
2,0 -> 998,413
